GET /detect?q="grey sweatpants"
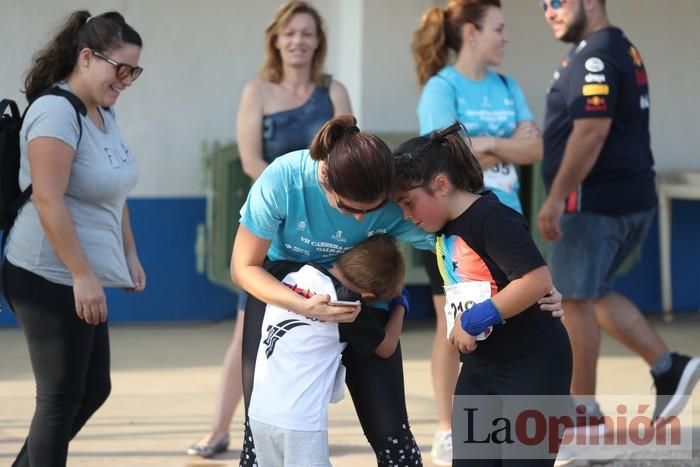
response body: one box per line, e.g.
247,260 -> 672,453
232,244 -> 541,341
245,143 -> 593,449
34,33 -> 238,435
249,418 -> 331,467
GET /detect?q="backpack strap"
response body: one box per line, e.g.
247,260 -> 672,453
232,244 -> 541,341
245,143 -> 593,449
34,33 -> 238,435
6,88 -> 86,237
497,73 -> 508,88
43,87 -> 86,143
497,73 -> 513,100
0,99 -> 20,122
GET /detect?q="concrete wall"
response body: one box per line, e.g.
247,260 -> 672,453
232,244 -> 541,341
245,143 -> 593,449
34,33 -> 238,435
2,1 -> 699,322
2,0 -> 344,196
498,0 -> 700,171
4,1 -> 699,197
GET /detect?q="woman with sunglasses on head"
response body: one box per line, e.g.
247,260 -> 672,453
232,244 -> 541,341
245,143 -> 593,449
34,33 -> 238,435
233,114 -> 434,466
186,1 -> 353,458
411,1 -> 551,463
2,10 -> 145,467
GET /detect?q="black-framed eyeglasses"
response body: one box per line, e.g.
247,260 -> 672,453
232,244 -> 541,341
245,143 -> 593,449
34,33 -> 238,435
540,0 -> 564,11
91,49 -> 143,81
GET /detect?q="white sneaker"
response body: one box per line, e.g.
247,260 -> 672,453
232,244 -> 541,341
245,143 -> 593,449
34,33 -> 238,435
555,400 -> 607,466
430,430 -> 452,466
554,445 -> 577,466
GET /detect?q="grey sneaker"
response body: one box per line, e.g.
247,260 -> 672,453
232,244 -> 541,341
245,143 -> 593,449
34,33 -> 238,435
430,430 -> 452,466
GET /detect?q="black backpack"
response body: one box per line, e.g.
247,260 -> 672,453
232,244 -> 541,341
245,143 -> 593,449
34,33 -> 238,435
0,87 -> 85,238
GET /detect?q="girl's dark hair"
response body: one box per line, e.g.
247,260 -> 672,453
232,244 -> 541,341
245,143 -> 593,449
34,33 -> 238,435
392,122 -> 483,194
24,10 -> 143,102
309,115 -> 393,203
412,0 -> 501,86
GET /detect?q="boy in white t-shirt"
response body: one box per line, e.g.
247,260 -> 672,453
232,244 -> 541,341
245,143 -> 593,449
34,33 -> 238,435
248,234 -> 407,467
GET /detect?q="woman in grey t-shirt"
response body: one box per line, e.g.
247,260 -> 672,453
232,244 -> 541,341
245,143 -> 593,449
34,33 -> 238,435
3,10 -> 145,466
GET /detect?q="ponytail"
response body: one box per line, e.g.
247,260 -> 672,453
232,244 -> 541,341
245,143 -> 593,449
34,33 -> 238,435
310,115 -> 393,204
412,8 -> 449,87
24,10 -> 142,103
412,0 -> 502,87
24,10 -> 91,102
393,122 -> 483,194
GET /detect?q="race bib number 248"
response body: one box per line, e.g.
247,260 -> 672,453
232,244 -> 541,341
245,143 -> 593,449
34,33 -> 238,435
444,281 -> 492,341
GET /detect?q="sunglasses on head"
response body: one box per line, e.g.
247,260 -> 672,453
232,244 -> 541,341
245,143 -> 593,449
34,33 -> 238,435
91,49 -> 143,81
541,0 -> 564,11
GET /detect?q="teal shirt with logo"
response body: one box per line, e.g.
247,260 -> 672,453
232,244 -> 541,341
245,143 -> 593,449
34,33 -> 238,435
417,66 -> 534,213
240,149 -> 434,266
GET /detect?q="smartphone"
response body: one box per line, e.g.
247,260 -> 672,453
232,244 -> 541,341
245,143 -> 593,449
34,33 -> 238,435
328,300 -> 361,306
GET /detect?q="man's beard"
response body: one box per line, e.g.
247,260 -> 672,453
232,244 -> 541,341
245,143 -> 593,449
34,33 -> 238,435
560,6 -> 587,43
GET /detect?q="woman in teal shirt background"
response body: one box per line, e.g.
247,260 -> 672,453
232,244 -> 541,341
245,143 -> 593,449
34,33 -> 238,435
412,0 -> 544,463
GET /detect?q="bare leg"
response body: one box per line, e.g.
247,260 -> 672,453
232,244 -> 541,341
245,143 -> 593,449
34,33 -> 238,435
194,309 -> 245,446
562,299 -> 600,397
430,294 -> 460,430
594,292 -> 667,366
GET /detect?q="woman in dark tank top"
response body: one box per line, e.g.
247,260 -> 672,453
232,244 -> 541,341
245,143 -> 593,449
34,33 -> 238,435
261,74 -> 334,163
187,0 -> 351,458
236,7 -> 351,180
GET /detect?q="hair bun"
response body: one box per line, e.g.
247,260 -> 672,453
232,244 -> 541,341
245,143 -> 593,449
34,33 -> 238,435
343,125 -> 359,136
434,121 -> 466,140
309,114 -> 358,161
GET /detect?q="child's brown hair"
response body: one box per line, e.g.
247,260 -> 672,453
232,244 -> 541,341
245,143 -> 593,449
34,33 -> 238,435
335,234 -> 405,303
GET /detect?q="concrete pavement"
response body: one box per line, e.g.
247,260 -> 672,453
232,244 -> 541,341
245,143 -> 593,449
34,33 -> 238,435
2,315 -> 700,466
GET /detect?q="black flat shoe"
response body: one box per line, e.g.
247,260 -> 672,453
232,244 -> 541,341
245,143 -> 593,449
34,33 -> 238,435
186,434 -> 230,458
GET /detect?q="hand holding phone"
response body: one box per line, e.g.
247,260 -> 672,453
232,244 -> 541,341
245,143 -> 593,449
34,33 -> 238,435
328,300 -> 361,306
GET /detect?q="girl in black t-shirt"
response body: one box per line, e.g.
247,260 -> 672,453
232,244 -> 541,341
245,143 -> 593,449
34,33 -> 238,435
392,122 -> 572,466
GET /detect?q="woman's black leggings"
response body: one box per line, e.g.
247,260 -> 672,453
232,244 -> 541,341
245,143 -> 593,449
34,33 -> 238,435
239,260 -> 422,466
3,261 -> 111,467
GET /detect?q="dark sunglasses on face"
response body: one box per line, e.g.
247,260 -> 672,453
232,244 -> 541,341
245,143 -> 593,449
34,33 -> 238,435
541,0 -> 564,11
334,192 -> 388,215
91,49 -> 143,81
319,177 -> 389,215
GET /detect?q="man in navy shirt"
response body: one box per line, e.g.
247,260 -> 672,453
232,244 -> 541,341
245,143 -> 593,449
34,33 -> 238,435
538,0 -> 699,427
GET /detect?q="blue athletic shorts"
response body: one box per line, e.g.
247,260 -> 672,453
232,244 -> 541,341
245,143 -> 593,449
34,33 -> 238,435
548,209 -> 655,300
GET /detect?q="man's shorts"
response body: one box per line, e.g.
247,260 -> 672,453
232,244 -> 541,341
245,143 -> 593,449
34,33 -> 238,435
548,209 -> 655,300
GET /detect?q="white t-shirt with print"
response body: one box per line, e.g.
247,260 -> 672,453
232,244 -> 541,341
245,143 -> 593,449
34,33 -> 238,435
249,265 -> 346,432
